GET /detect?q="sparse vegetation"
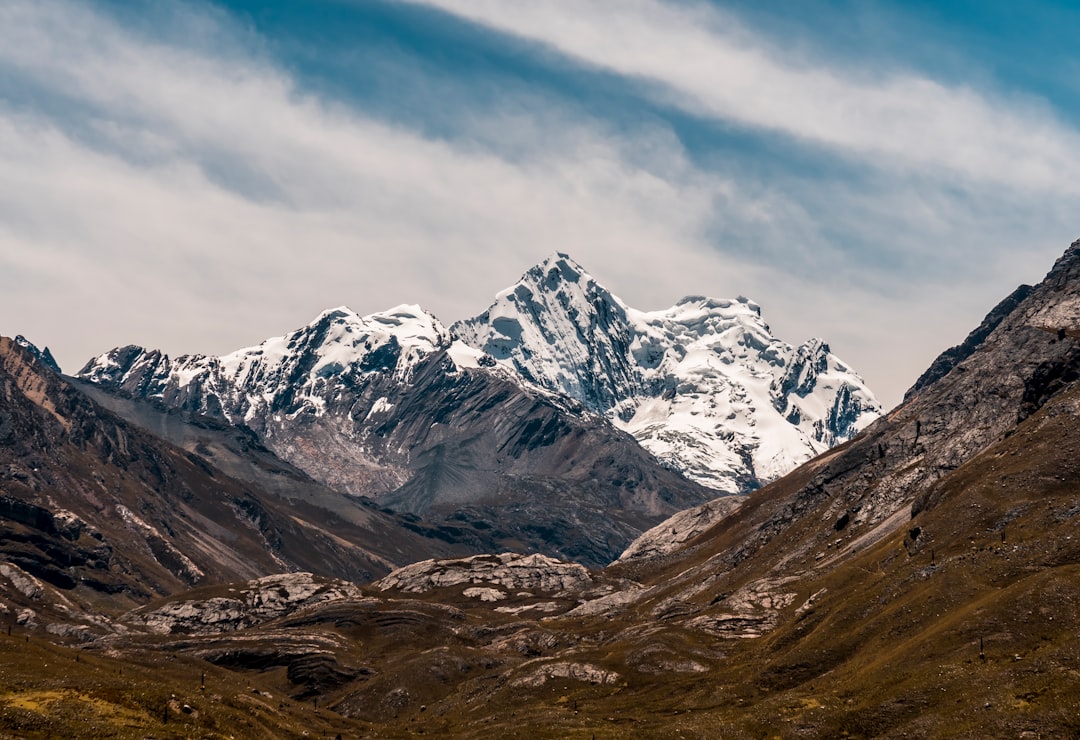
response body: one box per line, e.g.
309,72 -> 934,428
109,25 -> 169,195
2,243 -> 1080,737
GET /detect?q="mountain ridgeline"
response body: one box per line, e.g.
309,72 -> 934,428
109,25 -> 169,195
77,254 -> 879,564
0,335 -> 477,608
453,255 -> 880,490
3,241 -> 1080,738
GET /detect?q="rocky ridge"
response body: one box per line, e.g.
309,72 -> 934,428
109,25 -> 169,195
79,254 -> 880,503
615,495 -> 744,563
3,241 -> 1080,739
128,573 -> 366,635
454,254 -> 881,491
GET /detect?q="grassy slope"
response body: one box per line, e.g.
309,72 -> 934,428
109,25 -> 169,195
3,387 -> 1078,738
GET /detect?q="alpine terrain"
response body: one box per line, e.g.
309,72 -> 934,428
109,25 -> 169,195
0,333 -> 481,610
76,254 -> 878,564
1,239 -> 1076,738
455,253 -> 880,490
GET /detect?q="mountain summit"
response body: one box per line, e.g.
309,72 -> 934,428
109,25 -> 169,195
78,288 -> 716,566
453,253 -> 881,491
454,253 -> 643,411
77,253 -> 880,561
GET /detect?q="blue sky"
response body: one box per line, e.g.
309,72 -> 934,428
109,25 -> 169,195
1,0 -> 1078,407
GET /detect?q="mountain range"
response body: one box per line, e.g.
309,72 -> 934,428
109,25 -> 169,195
5,241 -> 1078,737
75,253 -> 878,564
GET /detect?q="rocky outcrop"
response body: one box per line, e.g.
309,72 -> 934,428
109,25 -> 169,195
616,496 -> 744,563
511,661 -> 620,687
127,573 -> 366,635
375,552 -> 593,596
683,577 -> 798,639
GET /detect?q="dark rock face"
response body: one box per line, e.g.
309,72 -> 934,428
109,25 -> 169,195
14,336 -> 60,374
717,239 -> 1080,565
0,337 -> 481,623
904,283 -> 1035,402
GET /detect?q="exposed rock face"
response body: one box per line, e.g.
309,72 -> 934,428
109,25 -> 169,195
511,661 -> 620,687
866,242 -> 1080,526
616,496 -> 744,563
14,335 -> 60,374
0,563 -> 46,601
683,577 -> 798,639
454,254 -> 881,491
78,303 -> 719,567
375,553 -> 593,596
128,573 -> 365,635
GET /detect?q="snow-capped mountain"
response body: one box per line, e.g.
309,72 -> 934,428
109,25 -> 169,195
453,254 -> 881,491
80,304 -> 464,423
78,300 -> 719,566
79,253 -> 879,501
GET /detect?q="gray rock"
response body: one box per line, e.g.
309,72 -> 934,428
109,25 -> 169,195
376,552 -> 592,595
128,573 -> 364,635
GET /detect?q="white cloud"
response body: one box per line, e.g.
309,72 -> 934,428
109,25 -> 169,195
403,0 -> 1080,194
0,0 -> 745,373
0,0 -> 1075,410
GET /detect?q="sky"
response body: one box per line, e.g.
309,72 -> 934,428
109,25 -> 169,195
1,0 -> 1078,409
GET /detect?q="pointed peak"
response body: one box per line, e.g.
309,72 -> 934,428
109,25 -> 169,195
14,335 -> 61,374
540,250 -> 579,267
525,252 -> 595,287
310,305 -> 360,325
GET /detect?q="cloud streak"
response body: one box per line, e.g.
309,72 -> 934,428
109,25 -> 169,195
0,0 -> 1075,408
0,1 -> 753,375
402,0 -> 1080,193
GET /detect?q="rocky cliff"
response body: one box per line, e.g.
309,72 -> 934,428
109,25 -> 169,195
454,253 -> 881,491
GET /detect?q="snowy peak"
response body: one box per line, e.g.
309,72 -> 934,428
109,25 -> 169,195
79,304 -> 453,422
527,251 -> 592,289
452,253 -> 642,411
453,255 -> 882,492
220,303 -> 450,384
78,252 -> 882,496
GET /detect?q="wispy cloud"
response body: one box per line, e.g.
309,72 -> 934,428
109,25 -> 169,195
0,0 -> 1075,408
0,1 -> 743,366
403,0 -> 1080,193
